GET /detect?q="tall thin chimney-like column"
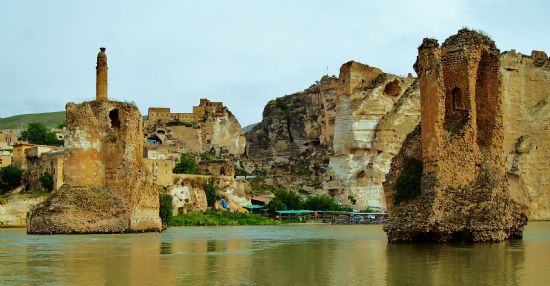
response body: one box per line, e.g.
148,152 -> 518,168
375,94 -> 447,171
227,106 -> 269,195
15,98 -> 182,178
96,47 -> 108,101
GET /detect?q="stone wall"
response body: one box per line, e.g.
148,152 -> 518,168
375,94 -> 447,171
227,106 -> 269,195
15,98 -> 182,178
26,150 -> 64,191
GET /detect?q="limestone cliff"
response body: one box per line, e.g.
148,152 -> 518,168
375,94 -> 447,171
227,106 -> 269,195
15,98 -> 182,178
328,62 -> 421,209
245,63 -> 421,210
28,101 -> 162,234
169,174 -> 252,215
244,75 -> 338,195
0,193 -> 49,227
501,51 -> 550,220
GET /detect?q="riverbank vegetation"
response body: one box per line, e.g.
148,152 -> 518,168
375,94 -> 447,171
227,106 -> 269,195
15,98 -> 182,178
267,188 -> 348,211
0,165 -> 23,195
169,209 -> 281,226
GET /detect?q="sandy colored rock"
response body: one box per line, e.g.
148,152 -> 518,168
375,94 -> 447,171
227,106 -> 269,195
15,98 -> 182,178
146,99 -> 245,156
500,51 -> 550,220
170,174 -> 252,214
28,100 -> 162,233
328,62 -> 421,209
0,194 -> 49,227
384,29 -> 527,242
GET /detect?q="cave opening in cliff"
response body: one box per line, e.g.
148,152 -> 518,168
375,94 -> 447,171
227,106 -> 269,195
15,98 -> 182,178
109,109 -> 121,129
383,79 -> 401,96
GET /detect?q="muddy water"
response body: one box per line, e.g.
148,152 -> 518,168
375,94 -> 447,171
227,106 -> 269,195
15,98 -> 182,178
1,222 -> 549,285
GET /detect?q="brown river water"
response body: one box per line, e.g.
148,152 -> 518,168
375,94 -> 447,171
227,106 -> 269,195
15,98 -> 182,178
1,222 -> 549,285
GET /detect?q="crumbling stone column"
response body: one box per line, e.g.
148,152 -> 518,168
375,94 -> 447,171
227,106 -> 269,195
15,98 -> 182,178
96,47 -> 108,101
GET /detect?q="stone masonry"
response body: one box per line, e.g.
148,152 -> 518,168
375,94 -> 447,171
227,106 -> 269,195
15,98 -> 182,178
384,29 -> 527,242
27,48 -> 162,234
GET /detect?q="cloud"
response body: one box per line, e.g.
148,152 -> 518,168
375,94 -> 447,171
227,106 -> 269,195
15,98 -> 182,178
0,0 -> 548,126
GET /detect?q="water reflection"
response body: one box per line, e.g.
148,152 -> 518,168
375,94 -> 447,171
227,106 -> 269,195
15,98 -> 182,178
0,223 -> 549,285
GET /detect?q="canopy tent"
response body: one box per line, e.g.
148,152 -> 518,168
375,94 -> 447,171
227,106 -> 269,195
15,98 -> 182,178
243,205 -> 265,210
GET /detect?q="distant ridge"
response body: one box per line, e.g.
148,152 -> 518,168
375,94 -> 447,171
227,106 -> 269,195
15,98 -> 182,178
242,123 -> 259,133
0,111 -> 65,129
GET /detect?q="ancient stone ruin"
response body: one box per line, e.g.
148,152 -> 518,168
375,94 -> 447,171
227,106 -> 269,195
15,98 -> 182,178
384,29 -> 528,242
27,48 -> 162,234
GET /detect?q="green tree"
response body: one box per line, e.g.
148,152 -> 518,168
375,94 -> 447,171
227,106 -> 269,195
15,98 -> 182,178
347,195 -> 357,205
267,188 -> 304,211
39,172 -> 54,192
0,165 -> 24,194
304,194 -> 343,211
20,122 -> 63,146
159,193 -> 173,225
173,153 -> 199,174
204,183 -> 221,207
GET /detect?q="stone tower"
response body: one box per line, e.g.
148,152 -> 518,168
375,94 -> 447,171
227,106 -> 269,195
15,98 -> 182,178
27,48 -> 162,234
96,47 -> 108,101
383,29 -> 526,242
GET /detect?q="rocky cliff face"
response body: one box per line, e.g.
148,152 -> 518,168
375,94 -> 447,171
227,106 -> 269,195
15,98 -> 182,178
0,194 -> 49,227
170,175 -> 252,215
501,51 -> 550,220
328,62 -> 421,209
245,62 -> 421,209
28,101 -> 162,234
244,75 -> 338,194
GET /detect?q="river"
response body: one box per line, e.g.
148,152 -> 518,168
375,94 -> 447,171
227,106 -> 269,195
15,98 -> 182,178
1,222 -> 549,285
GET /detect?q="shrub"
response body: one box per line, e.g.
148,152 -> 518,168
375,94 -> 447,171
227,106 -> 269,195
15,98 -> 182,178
173,153 -> 199,174
304,194 -> 343,211
39,172 -> 54,192
393,158 -> 423,205
199,149 -> 218,160
204,183 -> 221,207
267,188 -> 304,211
159,193 -> 173,225
347,195 -> 357,205
169,209 -> 280,226
0,165 -> 24,194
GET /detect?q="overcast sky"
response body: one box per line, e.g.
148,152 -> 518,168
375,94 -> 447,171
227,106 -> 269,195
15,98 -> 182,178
1,0 -> 548,126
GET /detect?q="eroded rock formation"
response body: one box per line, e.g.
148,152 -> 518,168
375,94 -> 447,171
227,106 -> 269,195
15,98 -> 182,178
384,29 -> 528,242
170,175 -> 252,214
501,51 -> 550,220
328,62 -> 420,208
244,75 -> 339,195
245,63 -> 421,210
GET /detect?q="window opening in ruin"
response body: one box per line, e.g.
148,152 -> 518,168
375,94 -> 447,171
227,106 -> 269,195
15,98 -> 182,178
220,167 -> 226,176
109,109 -> 121,129
451,87 -> 462,110
444,87 -> 468,134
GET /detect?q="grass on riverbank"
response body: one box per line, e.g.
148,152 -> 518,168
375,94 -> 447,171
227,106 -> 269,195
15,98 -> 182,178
169,209 -> 282,226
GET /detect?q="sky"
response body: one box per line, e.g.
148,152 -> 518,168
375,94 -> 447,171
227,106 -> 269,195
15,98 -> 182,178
1,0 -> 549,127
